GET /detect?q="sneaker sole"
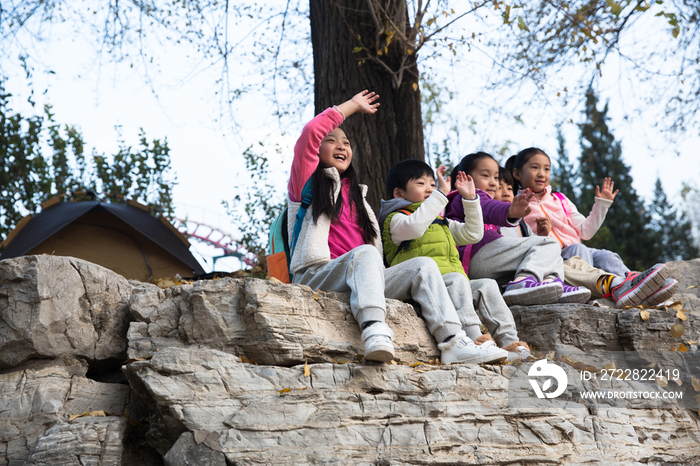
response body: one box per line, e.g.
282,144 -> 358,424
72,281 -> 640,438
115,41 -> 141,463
640,279 -> 679,307
615,265 -> 668,308
503,282 -> 563,306
364,346 -> 395,362
557,288 -> 591,304
444,351 -> 508,365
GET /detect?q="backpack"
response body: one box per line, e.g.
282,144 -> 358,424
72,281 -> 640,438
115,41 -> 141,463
267,178 -> 314,283
552,192 -> 572,217
392,209 -> 448,251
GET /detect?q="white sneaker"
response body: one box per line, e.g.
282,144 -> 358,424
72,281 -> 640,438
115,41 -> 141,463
439,333 -> 508,365
506,344 -> 532,362
361,322 -> 395,362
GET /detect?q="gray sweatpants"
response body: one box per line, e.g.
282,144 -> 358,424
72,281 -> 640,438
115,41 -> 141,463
293,245 -> 465,343
468,236 -> 565,285
469,279 -> 519,347
561,243 -> 630,277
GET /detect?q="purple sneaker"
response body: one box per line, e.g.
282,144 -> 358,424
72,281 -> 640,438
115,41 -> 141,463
502,276 -> 563,306
551,278 -> 591,304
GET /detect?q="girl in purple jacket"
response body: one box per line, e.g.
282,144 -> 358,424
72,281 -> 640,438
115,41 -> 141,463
445,152 -> 590,306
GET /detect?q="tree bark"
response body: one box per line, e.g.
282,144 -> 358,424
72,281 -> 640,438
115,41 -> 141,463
309,0 -> 424,212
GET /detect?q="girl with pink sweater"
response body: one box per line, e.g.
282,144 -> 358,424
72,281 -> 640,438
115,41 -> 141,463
287,90 -> 507,365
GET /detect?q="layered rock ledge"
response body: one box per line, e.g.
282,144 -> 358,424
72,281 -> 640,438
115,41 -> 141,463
1,255 -> 699,465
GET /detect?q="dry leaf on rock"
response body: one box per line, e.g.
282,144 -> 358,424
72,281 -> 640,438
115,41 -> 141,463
670,323 -> 685,338
303,362 -> 310,377
691,376 -> 700,392
640,310 -> 651,320
656,375 -> 668,388
69,410 -> 112,421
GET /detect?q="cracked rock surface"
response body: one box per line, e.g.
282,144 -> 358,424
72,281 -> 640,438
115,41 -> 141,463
1,255 -> 699,465
0,255 -> 132,369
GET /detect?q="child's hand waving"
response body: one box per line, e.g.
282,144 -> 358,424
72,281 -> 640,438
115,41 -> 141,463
454,171 -> 476,200
351,90 -> 380,114
596,177 -> 619,201
508,189 -> 533,218
436,165 -> 451,194
337,90 -> 380,118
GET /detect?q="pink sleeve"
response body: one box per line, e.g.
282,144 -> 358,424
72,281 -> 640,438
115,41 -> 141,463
288,107 -> 345,202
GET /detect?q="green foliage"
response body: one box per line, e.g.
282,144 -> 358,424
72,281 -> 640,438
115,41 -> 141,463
577,88 -> 659,270
223,142 -> 285,270
649,178 -> 699,261
0,81 -> 176,241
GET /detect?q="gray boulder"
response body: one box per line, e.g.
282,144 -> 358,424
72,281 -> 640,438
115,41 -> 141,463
0,255 -> 133,369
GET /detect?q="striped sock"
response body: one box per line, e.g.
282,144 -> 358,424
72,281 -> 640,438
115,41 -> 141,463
596,275 -> 616,297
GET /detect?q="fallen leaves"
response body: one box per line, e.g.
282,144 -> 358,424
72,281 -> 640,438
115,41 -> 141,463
670,323 -> 685,338
279,387 -> 308,394
69,410 -> 116,422
239,356 -> 257,365
691,376 -> 700,392
640,310 -> 650,320
303,361 -> 310,377
656,375 -> 668,388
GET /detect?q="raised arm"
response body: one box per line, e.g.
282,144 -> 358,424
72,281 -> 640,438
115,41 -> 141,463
288,91 -> 379,202
336,90 -> 380,118
389,191 -> 447,243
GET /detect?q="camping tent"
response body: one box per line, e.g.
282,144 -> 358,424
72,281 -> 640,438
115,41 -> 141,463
0,198 -> 205,281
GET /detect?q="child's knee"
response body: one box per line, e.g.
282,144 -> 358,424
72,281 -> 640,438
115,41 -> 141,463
350,245 -> 383,266
413,257 -> 441,276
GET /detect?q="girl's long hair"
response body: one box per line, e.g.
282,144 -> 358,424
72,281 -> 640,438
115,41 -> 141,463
311,162 -> 378,243
512,147 -> 549,193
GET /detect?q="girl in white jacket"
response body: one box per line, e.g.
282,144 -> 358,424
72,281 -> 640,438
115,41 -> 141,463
287,90 -> 506,364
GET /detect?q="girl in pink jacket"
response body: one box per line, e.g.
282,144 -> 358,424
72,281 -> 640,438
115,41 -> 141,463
287,90 -> 507,365
511,147 -> 677,308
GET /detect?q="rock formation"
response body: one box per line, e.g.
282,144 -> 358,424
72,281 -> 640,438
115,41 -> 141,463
1,255 -> 699,465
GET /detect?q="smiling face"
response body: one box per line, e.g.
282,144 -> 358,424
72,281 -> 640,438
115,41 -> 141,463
470,157 -> 500,198
393,175 -> 436,203
514,153 -> 551,193
319,128 -> 352,173
498,180 -> 514,203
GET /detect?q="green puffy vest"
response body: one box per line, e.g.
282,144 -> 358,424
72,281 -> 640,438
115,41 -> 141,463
382,202 -> 466,277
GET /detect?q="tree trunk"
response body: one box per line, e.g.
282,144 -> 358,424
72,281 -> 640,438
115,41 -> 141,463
309,0 -> 424,212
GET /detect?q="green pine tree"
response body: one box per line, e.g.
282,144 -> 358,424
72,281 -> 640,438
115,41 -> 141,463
650,178 -> 700,261
578,88 -> 660,271
550,125 -> 579,205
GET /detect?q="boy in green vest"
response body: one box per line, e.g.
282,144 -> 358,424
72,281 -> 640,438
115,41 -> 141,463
379,160 -> 530,361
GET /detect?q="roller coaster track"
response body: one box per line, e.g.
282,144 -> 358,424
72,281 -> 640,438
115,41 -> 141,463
172,218 -> 255,268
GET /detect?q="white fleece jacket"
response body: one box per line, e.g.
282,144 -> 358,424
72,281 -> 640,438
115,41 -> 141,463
288,167 -> 382,274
